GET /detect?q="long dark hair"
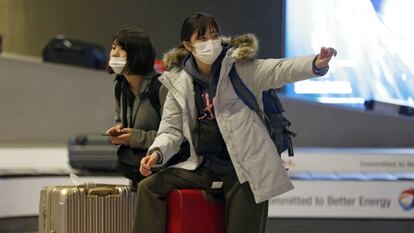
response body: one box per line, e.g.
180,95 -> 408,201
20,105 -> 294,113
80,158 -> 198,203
107,28 -> 155,75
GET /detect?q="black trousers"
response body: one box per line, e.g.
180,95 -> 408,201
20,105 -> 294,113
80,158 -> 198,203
132,166 -> 268,233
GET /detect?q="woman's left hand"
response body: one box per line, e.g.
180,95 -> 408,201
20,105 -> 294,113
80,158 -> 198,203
110,128 -> 132,145
315,47 -> 337,69
139,152 -> 159,176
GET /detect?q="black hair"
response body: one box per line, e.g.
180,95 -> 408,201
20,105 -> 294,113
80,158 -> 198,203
107,28 -> 155,75
180,13 -> 220,42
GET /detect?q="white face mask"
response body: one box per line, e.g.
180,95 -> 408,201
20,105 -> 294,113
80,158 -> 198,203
109,56 -> 127,74
192,38 -> 222,65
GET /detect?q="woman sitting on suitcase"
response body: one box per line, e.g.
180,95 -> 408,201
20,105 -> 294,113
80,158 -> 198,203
134,13 -> 337,233
105,28 -> 168,190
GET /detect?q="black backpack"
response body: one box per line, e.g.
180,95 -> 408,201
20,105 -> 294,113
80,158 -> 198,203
229,64 -> 296,157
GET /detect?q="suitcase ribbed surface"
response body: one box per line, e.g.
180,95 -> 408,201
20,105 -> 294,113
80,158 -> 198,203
40,184 -> 136,233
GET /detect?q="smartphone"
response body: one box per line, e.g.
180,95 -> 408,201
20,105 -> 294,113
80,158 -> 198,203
101,132 -> 124,137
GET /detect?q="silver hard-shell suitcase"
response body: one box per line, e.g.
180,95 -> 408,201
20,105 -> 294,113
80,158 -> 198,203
39,184 -> 136,233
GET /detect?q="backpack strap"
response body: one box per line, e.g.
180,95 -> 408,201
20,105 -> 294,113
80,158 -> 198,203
228,64 -> 267,120
114,75 -> 128,128
114,73 -> 163,123
114,75 -> 122,103
147,73 -> 162,117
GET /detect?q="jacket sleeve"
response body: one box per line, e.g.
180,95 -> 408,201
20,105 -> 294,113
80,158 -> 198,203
128,85 -> 169,149
147,90 -> 185,166
158,85 -> 169,116
236,55 -> 327,92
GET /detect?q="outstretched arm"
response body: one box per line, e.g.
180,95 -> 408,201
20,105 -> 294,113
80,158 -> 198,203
236,47 -> 337,92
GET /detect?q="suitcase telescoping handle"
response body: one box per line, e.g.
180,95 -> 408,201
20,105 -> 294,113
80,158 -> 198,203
88,187 -> 120,197
77,184 -> 120,197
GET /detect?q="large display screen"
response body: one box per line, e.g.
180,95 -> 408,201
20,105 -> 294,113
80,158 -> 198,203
284,0 -> 414,108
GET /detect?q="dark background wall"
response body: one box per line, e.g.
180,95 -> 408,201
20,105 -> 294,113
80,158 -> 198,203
0,0 -> 285,59
0,0 -> 283,144
1,0 -> 413,147
0,0 -> 286,146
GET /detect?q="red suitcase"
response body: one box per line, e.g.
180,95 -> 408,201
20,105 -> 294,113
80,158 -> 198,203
167,189 -> 225,233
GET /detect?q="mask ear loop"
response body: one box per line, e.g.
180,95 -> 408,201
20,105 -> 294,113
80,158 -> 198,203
183,41 -> 195,53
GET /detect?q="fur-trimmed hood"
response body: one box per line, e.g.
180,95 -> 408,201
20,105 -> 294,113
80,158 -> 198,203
163,34 -> 259,71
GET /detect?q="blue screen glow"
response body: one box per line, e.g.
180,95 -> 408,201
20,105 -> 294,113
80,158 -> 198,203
285,0 -> 414,108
